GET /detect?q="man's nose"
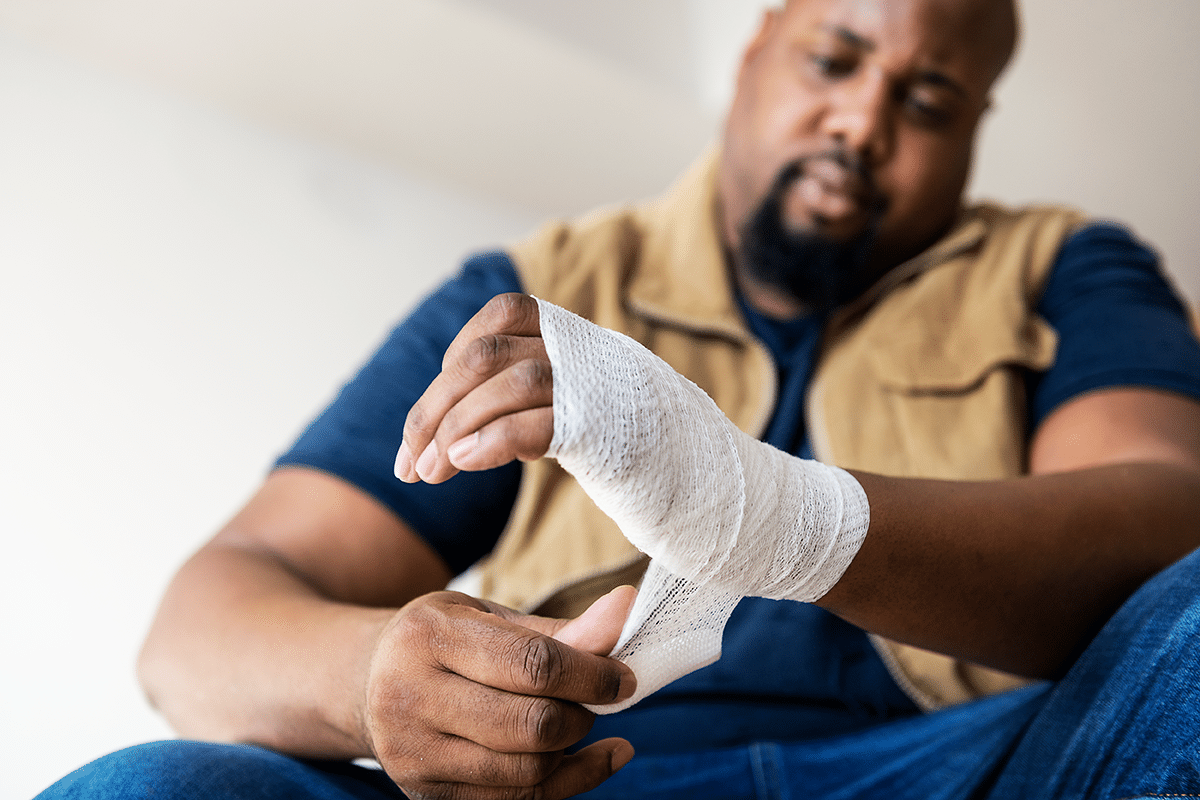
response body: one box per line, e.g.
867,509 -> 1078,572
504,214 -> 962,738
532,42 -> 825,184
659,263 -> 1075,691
821,71 -> 894,167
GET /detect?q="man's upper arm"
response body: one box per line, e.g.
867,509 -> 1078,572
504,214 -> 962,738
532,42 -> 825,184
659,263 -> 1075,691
1028,224 -> 1200,477
1029,387 -> 1200,476
213,467 -> 453,608
275,252 -> 526,576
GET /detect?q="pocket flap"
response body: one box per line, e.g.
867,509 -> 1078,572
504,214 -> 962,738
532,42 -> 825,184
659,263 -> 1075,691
861,254 -> 1059,394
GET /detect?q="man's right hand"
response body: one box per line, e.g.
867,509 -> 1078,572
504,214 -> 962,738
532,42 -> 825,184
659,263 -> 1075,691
363,587 -> 638,800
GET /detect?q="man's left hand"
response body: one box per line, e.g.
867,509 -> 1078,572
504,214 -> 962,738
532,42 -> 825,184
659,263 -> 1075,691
396,293 -> 551,484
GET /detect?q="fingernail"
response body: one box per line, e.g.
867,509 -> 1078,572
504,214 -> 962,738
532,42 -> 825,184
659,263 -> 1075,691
611,742 -> 634,772
414,440 -> 439,481
617,668 -> 637,702
447,433 -> 479,469
394,442 -> 414,482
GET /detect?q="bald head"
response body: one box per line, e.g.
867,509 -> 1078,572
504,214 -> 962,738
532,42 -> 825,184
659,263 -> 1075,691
950,0 -> 1020,86
780,0 -> 1020,91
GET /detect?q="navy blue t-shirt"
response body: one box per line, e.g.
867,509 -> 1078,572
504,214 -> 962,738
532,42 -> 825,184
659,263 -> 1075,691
277,222 -> 1200,752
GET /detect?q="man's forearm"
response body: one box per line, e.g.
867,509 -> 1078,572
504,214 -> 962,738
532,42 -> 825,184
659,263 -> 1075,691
138,542 -> 394,758
819,461 -> 1200,679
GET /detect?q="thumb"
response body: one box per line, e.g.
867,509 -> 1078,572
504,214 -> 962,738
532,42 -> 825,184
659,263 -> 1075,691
554,585 -> 638,655
505,585 -> 636,656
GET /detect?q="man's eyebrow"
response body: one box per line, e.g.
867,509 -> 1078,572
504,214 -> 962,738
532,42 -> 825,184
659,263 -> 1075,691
822,24 -> 876,51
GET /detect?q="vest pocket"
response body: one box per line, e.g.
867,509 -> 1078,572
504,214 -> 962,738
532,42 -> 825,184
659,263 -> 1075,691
867,313 -> 1058,395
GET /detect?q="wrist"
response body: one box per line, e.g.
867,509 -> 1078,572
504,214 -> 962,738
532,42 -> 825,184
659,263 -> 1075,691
343,608 -> 402,760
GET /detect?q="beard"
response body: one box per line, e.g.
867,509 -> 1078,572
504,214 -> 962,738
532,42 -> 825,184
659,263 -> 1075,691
738,152 -> 887,314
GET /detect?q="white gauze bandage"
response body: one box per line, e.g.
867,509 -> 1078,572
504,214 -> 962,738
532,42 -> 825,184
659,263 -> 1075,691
535,299 -> 870,713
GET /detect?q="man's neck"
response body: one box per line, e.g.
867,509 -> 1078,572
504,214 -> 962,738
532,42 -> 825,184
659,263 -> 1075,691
729,260 -> 815,321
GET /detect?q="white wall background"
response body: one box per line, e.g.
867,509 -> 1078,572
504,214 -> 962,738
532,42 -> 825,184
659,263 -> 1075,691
0,31 -> 548,800
2,2 -> 1197,797
973,0 -> 1200,304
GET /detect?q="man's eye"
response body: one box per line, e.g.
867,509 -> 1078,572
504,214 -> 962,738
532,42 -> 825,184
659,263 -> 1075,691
906,100 -> 948,125
902,91 -> 954,127
810,54 -> 855,78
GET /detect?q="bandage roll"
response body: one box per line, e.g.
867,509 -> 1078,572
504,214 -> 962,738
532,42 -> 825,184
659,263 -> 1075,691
536,298 -> 869,712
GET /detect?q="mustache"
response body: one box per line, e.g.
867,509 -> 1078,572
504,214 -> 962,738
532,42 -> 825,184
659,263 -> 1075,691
771,149 -> 885,223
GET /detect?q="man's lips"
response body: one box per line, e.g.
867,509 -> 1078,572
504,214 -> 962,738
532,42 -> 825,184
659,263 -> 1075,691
793,157 -> 871,227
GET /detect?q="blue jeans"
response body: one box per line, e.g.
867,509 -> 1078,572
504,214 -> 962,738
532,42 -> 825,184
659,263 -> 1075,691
38,548 -> 1200,800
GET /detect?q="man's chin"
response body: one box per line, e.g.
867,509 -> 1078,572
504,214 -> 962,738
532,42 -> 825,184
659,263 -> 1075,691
811,216 -> 875,246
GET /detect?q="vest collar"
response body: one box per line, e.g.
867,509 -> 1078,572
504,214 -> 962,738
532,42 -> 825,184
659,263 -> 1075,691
845,208 -> 987,315
625,149 -> 754,343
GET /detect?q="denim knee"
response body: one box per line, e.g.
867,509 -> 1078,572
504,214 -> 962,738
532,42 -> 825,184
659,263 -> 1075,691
34,740 -> 404,800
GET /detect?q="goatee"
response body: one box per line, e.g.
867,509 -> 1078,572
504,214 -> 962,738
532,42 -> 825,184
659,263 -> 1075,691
738,153 -> 887,314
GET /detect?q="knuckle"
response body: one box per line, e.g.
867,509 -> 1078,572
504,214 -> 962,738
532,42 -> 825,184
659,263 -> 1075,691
401,778 -> 452,800
396,598 -> 441,642
404,403 -> 433,440
393,597 -> 454,666
509,408 -> 554,463
519,697 -> 567,749
384,756 -> 424,788
508,633 -> 562,695
367,649 -> 434,729
534,752 -> 564,788
462,334 -> 508,378
475,752 -> 557,791
488,292 -> 534,329
426,784 -> 462,800
378,734 -> 446,797
510,358 -> 552,397
438,403 -> 469,441
511,753 -> 560,790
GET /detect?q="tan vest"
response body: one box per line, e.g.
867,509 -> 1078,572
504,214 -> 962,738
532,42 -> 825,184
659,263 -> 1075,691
463,152 -> 1085,710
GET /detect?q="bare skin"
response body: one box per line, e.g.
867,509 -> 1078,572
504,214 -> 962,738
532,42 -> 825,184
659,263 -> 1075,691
139,0 -> 1200,797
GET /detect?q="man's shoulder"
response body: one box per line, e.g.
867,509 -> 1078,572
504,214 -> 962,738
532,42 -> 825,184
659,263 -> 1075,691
506,151 -> 722,307
952,200 -> 1091,291
962,199 -> 1088,233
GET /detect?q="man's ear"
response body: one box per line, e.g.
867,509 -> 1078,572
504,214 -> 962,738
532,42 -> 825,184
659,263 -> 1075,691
736,7 -> 782,78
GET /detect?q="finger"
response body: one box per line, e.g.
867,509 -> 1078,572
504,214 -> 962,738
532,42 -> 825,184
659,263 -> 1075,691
441,293 -> 542,369
414,358 -> 553,484
408,667 -> 593,753
399,333 -> 548,484
446,407 -> 555,474
486,591 -> 639,704
535,739 -> 634,800
402,738 -> 633,800
435,602 -> 636,706
503,586 -> 636,655
393,730 -> 564,788
412,292 -> 542,469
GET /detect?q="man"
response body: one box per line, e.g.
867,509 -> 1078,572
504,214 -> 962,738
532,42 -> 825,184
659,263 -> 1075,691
38,0 -> 1200,798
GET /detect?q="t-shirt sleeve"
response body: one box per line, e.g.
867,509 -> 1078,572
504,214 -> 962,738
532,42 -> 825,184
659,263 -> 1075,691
275,251 -> 525,575
1029,222 -> 1200,430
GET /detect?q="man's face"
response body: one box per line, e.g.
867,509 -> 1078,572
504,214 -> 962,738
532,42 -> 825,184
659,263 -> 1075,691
720,0 -> 1012,309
